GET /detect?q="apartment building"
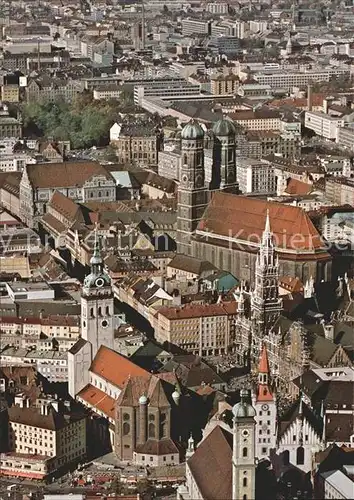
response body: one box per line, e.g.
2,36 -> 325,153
93,86 -> 122,100
0,153 -> 36,173
0,394 -> 86,480
181,19 -> 211,37
237,158 -> 276,196
134,83 -> 201,106
155,302 -> 238,355
230,109 -> 281,131
158,150 -> 182,180
207,2 -> 229,14
305,111 -> 345,139
0,315 -> 80,352
325,177 -> 354,205
1,84 -> 20,103
211,73 -> 240,95
254,68 -> 350,90
0,107 -> 22,139
110,122 -> 160,168
26,77 -> 85,103
337,124 -> 354,152
0,347 -> 68,382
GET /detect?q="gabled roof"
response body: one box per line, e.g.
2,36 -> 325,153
49,191 -> 86,223
197,193 -> 328,255
167,253 -> 217,275
25,161 -> 111,189
90,346 -> 150,389
278,399 -> 323,439
135,438 -> 179,455
188,425 -> 233,500
77,384 -> 115,419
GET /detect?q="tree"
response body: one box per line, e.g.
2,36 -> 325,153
110,477 -> 123,494
136,478 -> 154,498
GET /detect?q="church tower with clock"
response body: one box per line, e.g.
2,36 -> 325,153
81,234 -> 115,358
68,233 -> 115,398
232,389 -> 256,500
177,120 -> 207,255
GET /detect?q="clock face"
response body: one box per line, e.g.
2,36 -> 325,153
261,404 -> 269,411
95,277 -> 105,288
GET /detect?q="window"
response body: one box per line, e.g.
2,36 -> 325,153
123,423 -> 130,436
150,456 -> 153,462
296,446 -> 304,465
243,477 -> 247,487
243,495 -> 247,500
123,413 -> 130,421
262,447 -> 267,454
283,450 -> 290,465
149,423 -> 156,439
242,447 -> 248,458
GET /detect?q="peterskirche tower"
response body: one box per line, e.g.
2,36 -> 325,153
68,232 -> 115,398
177,120 -> 207,255
251,210 -> 283,335
232,389 -> 256,500
81,233 -> 115,358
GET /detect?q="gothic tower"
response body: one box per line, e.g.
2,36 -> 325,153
81,233 -> 114,359
232,389 -> 256,500
177,119 -> 207,255
211,116 -> 238,193
253,344 -> 277,459
251,209 -> 282,335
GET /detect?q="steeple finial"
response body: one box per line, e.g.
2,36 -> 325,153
90,225 -> 103,268
264,208 -> 271,235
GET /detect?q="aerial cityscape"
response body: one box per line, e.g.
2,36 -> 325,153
0,0 -> 353,499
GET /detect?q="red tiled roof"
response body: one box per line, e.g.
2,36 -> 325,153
285,178 -> 313,196
77,384 -> 115,419
90,346 -> 150,389
198,193 -> 326,253
258,344 -> 269,374
279,276 -> 304,293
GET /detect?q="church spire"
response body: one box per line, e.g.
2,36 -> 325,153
256,344 -> 273,402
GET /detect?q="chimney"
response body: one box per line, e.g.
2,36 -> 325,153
40,402 -> 49,416
324,324 -> 334,342
307,84 -> 313,111
323,98 -> 329,114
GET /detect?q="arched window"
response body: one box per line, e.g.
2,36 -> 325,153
90,308 -> 94,318
243,495 -> 247,500
123,423 -> 130,436
283,450 -> 290,465
148,423 -> 156,438
243,477 -> 247,487
242,447 -> 248,458
296,446 -> 304,465
106,306 -> 110,315
98,306 -> 102,316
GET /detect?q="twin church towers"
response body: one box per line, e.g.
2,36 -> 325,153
176,117 -> 239,255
